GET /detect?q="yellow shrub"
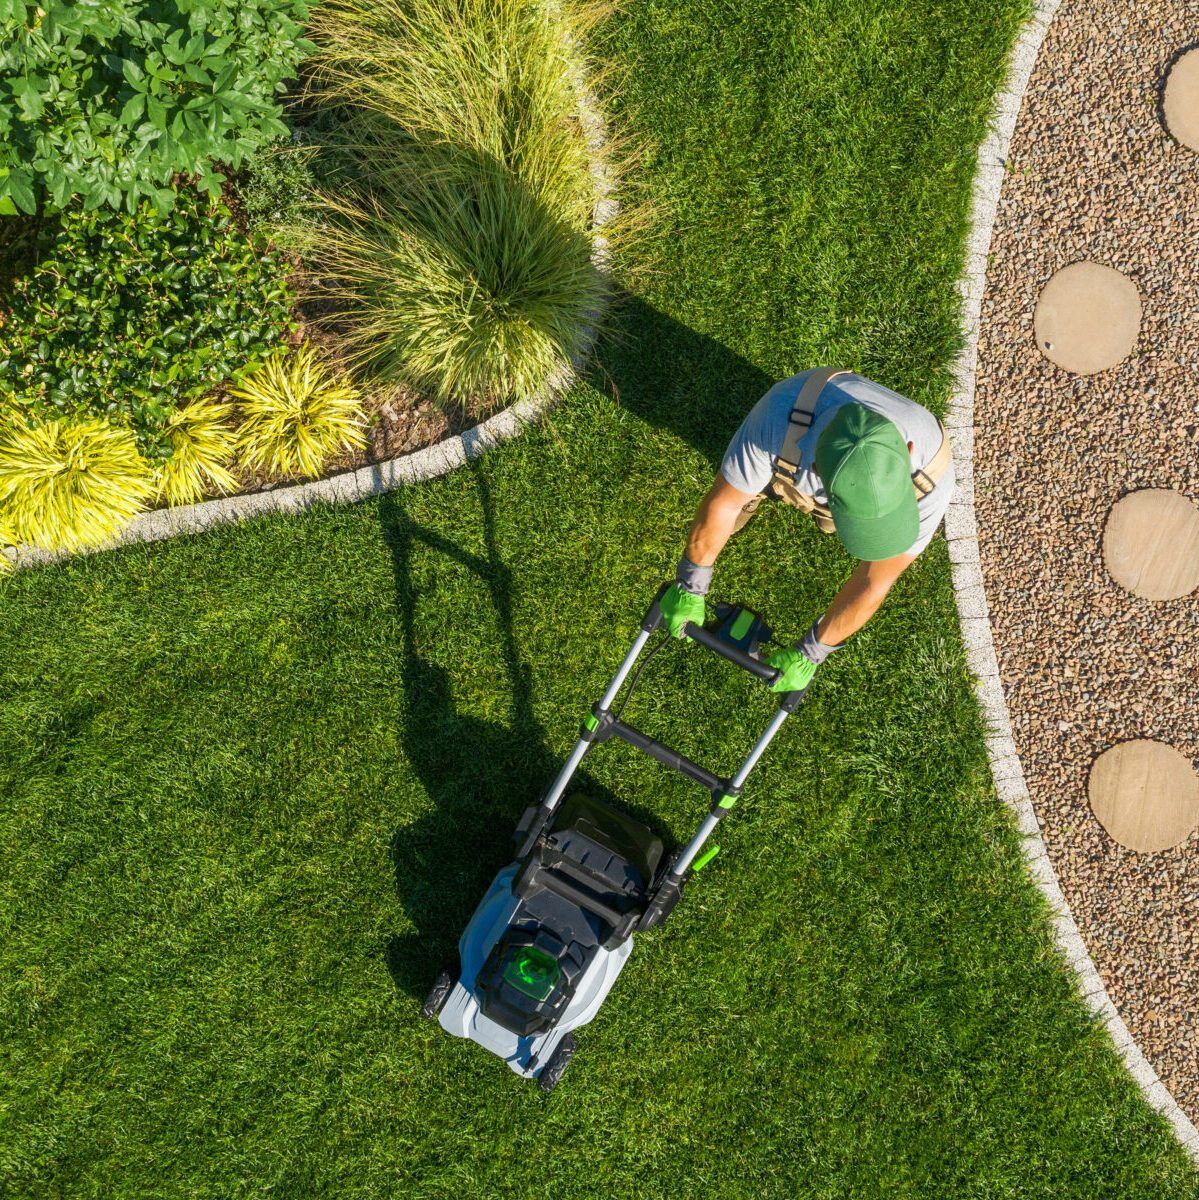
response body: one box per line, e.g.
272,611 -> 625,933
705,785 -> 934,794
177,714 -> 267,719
0,508 -> 15,575
0,417 -> 155,551
230,341 -> 366,478
154,399 -> 238,507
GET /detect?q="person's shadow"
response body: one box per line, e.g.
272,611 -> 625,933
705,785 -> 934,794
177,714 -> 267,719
589,290 -> 775,467
380,467 -> 669,1003
379,470 -> 548,999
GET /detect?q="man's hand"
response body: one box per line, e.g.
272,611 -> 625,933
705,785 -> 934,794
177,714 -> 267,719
660,584 -> 705,639
766,617 -> 843,693
766,645 -> 818,694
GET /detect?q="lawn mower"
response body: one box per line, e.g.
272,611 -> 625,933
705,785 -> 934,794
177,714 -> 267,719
419,583 -> 809,1090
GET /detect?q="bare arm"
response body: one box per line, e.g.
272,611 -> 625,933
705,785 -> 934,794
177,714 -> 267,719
682,472 -> 915,649
817,554 -> 916,646
684,472 -> 759,567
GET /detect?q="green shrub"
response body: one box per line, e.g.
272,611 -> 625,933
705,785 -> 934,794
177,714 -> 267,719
238,133 -> 322,248
286,0 -> 611,409
0,0 -> 316,216
0,416 -> 155,550
0,186 -> 298,459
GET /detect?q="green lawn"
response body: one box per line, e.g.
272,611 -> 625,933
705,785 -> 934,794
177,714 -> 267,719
3,1 -> 1197,1197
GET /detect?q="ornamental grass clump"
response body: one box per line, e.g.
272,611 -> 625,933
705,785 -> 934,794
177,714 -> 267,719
303,0 -> 605,220
290,0 -> 612,409
0,418 -> 155,551
153,400 -> 239,507
297,161 -> 602,407
229,341 -> 366,478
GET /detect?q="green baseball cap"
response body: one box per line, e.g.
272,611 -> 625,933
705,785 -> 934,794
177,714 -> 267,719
814,403 -> 917,560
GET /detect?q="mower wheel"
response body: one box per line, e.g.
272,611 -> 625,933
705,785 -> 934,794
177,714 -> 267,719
537,1034 -> 579,1093
419,967 -> 455,1021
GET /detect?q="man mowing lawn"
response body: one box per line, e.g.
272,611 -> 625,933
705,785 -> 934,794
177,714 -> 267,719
661,367 -> 954,692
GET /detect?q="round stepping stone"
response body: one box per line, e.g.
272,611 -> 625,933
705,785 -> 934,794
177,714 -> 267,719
1103,488 -> 1199,600
1089,740 -> 1199,853
1033,261 -> 1141,374
1163,50 -> 1199,152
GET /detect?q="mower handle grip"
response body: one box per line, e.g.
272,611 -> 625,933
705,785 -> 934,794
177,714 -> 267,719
683,621 -> 781,686
644,583 -> 782,687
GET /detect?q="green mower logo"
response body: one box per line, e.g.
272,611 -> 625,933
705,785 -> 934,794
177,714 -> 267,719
503,947 -> 560,1001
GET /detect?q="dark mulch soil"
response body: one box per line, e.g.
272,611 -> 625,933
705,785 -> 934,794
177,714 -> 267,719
0,210 -> 43,304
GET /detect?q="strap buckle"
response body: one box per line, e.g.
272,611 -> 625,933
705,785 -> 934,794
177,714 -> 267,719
911,467 -> 936,497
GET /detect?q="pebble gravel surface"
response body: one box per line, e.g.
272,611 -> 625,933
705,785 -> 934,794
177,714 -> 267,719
974,0 -> 1199,1117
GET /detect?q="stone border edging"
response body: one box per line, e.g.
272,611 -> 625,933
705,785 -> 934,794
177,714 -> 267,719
945,0 -> 1199,1163
3,77 -> 616,572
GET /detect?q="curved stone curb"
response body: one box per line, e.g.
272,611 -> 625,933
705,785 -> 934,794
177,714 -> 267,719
946,0 -> 1199,1163
3,78 -> 616,573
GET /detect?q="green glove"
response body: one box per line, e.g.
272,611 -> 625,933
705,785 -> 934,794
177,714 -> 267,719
660,583 -> 705,639
766,645 -> 818,694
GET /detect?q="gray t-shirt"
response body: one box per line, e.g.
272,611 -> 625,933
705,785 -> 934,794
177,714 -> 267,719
720,370 -> 955,557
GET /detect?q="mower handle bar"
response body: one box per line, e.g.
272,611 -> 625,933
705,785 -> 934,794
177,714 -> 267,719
523,595 -> 808,861
522,859 -> 631,928
645,584 -> 781,686
682,620 -> 780,685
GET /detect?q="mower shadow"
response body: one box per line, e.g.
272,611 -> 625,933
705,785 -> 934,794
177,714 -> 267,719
377,469 -> 666,1005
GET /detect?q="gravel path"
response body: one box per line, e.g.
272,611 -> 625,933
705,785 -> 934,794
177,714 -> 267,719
974,0 -> 1199,1119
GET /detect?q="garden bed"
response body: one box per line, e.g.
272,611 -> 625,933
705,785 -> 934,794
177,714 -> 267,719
208,218 -> 470,499
0,0 -> 613,559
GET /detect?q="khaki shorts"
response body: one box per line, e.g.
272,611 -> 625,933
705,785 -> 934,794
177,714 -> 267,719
734,485 -> 836,535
